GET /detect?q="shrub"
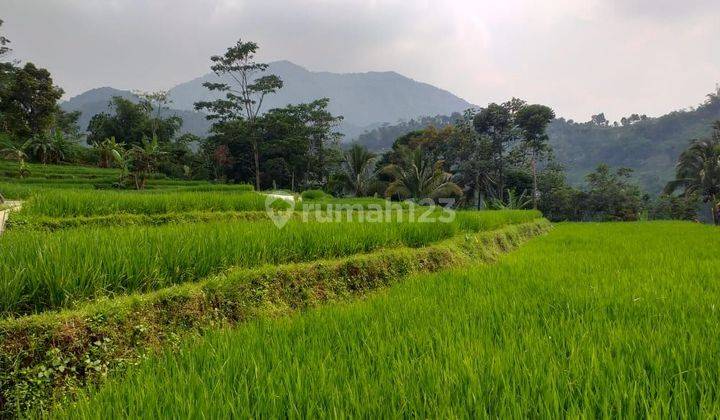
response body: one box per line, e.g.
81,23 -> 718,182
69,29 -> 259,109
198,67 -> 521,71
301,189 -> 329,200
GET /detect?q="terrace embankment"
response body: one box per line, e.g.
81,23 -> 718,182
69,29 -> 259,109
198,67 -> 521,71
0,218 -> 549,416
0,201 -> 21,235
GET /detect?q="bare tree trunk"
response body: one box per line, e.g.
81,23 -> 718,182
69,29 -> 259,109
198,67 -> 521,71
496,137 -> 505,204
252,140 -> 261,192
531,151 -> 538,210
474,173 -> 481,210
713,196 -> 719,225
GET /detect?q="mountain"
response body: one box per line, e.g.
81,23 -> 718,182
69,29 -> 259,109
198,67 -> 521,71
60,87 -> 211,138
354,92 -> 720,194
549,95 -> 720,193
62,61 -> 473,140
167,60 -> 473,136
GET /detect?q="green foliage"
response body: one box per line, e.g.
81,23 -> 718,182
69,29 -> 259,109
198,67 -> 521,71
485,189 -> 532,210
0,140 -> 31,177
300,189 -> 329,200
515,104 -> 556,208
664,123 -> 720,224
582,164 -> 645,221
0,62 -> 63,139
338,143 -> 379,196
49,222 -> 720,418
649,193 -> 699,221
195,39 -> 283,190
383,147 -> 462,201
355,113 -> 461,150
86,97 -> 181,147
549,92 -> 720,193
0,19 -> 10,59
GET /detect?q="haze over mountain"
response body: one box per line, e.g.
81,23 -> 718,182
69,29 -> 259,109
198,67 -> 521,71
167,60 -> 473,137
62,61 -> 474,140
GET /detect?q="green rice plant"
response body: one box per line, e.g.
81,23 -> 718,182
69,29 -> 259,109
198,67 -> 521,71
49,221 -> 720,419
19,189 -> 271,217
0,161 -> 122,178
0,210 -> 540,315
1,221 -> 548,417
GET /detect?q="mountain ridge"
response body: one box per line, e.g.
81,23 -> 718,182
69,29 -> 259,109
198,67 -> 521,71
62,60 -> 474,139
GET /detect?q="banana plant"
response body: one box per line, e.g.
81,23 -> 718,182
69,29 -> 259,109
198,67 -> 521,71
0,140 -> 31,178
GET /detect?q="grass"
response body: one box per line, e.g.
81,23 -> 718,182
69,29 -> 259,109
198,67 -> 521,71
19,188 -> 268,217
0,221 -> 549,417
51,222 -> 720,418
0,210 -> 540,316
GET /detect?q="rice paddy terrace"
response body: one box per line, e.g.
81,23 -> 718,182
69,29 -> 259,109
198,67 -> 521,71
0,161 -> 718,417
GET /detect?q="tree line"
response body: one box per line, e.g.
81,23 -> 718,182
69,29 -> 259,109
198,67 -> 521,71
0,22 -> 717,224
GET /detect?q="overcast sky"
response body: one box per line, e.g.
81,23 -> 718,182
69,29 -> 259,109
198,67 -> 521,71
3,0 -> 719,121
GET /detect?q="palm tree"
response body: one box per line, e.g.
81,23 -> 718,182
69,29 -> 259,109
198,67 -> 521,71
383,147 -> 462,202
28,134 -> 53,164
340,143 -> 379,196
485,189 -> 532,210
664,125 -> 720,224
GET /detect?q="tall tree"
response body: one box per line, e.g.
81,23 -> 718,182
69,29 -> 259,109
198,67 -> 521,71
448,109 -> 494,209
136,90 -> 172,139
664,123 -> 720,224
515,104 -> 556,209
261,98 -> 343,188
0,62 -> 63,139
473,103 -> 514,202
195,39 -> 283,191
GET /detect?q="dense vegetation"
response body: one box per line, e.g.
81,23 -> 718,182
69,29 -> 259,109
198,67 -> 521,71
355,90 -> 720,196
52,222 -> 720,418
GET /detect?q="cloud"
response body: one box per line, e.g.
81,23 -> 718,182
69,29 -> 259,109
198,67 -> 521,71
2,0 -> 719,122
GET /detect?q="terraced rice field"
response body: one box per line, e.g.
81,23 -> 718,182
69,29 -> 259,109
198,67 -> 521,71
53,222 -> 720,418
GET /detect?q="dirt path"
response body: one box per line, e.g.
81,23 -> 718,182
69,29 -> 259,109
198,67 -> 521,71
0,201 -> 22,235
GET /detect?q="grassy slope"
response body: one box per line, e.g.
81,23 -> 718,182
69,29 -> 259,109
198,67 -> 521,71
55,222 -> 720,418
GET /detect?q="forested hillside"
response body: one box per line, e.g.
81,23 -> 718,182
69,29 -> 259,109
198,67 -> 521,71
355,91 -> 720,194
